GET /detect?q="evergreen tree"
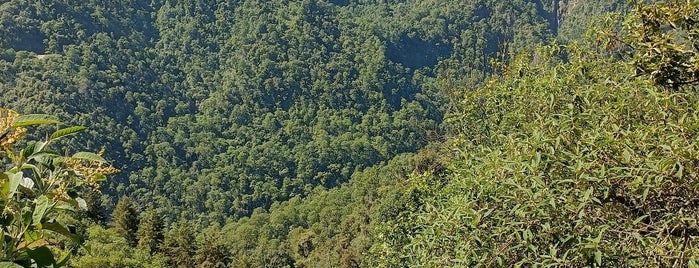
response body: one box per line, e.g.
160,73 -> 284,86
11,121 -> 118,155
82,189 -> 106,224
195,226 -> 228,268
110,197 -> 140,247
137,208 -> 165,255
163,220 -> 197,267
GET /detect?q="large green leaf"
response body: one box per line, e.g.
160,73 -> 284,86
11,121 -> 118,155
71,152 -> 107,163
50,126 -> 86,140
10,114 -> 60,127
1,172 -> 22,200
42,221 -> 80,243
27,151 -> 61,163
0,262 -> 23,268
26,246 -> 55,267
21,142 -> 48,161
21,142 -> 37,159
32,196 -> 50,228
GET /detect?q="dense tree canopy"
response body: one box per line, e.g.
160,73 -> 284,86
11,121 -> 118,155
375,2 -> 699,266
0,0 -> 612,224
7,0 -> 685,267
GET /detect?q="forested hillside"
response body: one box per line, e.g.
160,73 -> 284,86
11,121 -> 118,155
0,0 -> 611,222
0,0 -> 665,267
377,2 -> 699,266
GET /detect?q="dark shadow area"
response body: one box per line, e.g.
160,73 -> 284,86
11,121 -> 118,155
328,0 -> 350,6
386,35 -> 453,70
12,29 -> 46,53
473,6 -> 491,20
535,0 -> 559,35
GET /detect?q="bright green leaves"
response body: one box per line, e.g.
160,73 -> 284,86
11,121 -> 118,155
10,114 -> 60,128
623,1 -> 699,88
31,196 -> 49,229
0,110 -> 116,266
378,1 -> 699,264
1,172 -> 22,201
70,152 -> 107,164
0,262 -> 23,268
50,126 -> 86,140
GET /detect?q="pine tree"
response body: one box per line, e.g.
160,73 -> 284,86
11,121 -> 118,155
194,226 -> 228,268
136,208 -> 165,255
110,197 -> 140,247
82,189 -> 105,224
163,220 -> 197,267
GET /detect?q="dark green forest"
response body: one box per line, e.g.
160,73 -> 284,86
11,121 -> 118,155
5,0 -> 698,267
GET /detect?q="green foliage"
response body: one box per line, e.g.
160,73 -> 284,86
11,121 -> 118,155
70,225 -> 167,268
374,2 -> 699,264
194,225 -> 227,268
0,108 -> 117,266
556,0 -> 629,42
1,0 -> 577,225
212,153 -> 420,267
110,197 -> 139,247
0,0 -> 638,267
624,0 -> 699,88
162,220 -> 196,267
136,208 -> 164,255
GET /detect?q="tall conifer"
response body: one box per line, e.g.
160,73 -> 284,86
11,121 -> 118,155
137,208 -> 165,254
110,197 -> 140,247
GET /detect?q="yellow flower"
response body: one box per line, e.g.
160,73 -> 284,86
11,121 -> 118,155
64,154 -> 120,189
0,108 -> 26,151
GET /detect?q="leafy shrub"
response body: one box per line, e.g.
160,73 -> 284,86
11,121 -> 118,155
0,108 -> 117,266
373,1 -> 699,266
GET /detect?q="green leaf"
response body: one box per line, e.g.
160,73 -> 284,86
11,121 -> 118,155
32,196 -> 50,228
632,232 -> 645,246
50,126 -> 86,140
55,251 -> 71,267
2,172 -> 22,200
632,215 -> 648,225
21,142 -> 37,159
21,208 -> 32,228
11,114 -> 60,127
92,173 -> 107,182
622,148 -> 631,164
27,151 -> 61,163
42,221 -> 80,243
0,262 -> 23,268
54,200 -> 78,211
71,152 -> 107,163
675,162 -> 684,178
641,187 -> 650,202
23,229 -> 40,244
26,246 -> 55,267
595,250 -> 602,265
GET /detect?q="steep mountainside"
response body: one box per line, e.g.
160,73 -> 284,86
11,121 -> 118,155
0,0 -> 640,267
0,0 -> 621,223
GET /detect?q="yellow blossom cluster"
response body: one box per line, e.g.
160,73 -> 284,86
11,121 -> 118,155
63,153 -> 120,189
0,108 -> 26,151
